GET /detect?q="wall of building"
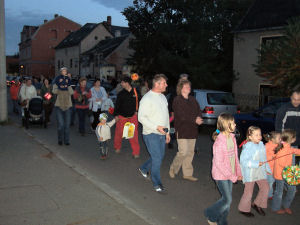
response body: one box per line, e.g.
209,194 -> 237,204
55,45 -> 80,77
232,29 -> 284,109
19,16 -> 81,78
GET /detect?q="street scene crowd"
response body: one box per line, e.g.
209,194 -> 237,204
6,67 -> 300,225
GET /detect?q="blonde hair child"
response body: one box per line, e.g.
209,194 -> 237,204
204,113 -> 242,225
238,126 -> 271,217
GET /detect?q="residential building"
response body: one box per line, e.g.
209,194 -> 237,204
55,16 -> 130,78
232,0 -> 300,109
19,14 -> 81,78
80,34 -> 133,80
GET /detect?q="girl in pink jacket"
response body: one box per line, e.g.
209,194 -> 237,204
204,113 -> 242,225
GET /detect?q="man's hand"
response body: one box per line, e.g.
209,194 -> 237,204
166,133 -> 171,144
99,137 -> 103,141
115,116 -> 119,122
238,176 -> 243,181
157,126 -> 167,134
195,116 -> 203,125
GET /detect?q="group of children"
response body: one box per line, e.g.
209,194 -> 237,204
205,113 -> 300,225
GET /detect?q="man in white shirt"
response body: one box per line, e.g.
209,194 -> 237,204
138,74 -> 170,192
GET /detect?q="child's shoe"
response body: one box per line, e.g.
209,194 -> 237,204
275,209 -> 286,214
284,208 -> 292,215
100,155 -> 107,160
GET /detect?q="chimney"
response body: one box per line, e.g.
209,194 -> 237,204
107,16 -> 111,26
44,19 -> 48,24
54,14 -> 58,18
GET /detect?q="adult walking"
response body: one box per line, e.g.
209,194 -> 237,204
169,80 -> 203,181
40,78 -> 55,128
19,78 -> 37,129
52,67 -> 74,145
275,88 -> 300,164
138,74 -> 170,192
114,76 -> 140,158
73,77 -> 91,136
9,78 -> 21,114
90,78 -> 107,130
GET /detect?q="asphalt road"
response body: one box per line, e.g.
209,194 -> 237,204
5,94 -> 300,225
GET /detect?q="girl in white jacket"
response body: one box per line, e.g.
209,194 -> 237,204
95,113 -> 115,159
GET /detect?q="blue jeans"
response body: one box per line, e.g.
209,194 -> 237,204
272,179 -> 296,211
55,107 -> 71,144
267,174 -> 275,198
76,108 -> 88,134
140,134 -> 166,187
204,180 -> 233,225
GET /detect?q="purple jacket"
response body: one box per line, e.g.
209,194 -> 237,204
211,133 -> 242,183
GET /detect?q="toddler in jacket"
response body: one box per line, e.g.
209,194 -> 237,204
204,113 -> 242,225
238,126 -> 271,217
271,129 -> 300,214
264,131 -> 282,199
95,113 -> 115,159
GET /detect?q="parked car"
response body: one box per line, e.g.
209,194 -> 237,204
234,98 -> 290,144
193,89 -> 238,125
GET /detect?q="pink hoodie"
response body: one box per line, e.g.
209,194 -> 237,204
211,133 -> 242,183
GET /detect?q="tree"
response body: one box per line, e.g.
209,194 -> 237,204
254,17 -> 300,95
123,0 -> 253,90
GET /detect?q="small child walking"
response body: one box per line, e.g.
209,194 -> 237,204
238,126 -> 271,217
272,129 -> 300,214
95,113 -> 115,159
204,113 -> 242,225
264,131 -> 282,199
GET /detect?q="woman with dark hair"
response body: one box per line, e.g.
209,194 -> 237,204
169,80 -> 203,181
40,78 -> 55,128
73,77 -> 92,136
90,78 -> 107,130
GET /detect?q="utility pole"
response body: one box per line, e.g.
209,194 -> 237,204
0,0 -> 7,122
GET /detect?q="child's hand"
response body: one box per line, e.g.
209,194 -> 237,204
99,137 -> 103,141
238,176 -> 243,181
259,162 -> 264,166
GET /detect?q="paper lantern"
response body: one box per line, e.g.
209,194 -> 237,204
282,165 -> 300,186
131,73 -> 139,81
44,92 -> 52,100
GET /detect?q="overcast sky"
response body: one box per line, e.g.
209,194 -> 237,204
5,0 -> 133,55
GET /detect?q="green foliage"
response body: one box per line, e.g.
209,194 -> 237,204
123,0 -> 253,89
254,17 -> 300,95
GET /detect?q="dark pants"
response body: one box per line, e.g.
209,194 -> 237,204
92,109 -> 102,130
76,108 -> 88,134
56,107 -> 71,144
23,108 -> 30,129
43,103 -> 53,124
99,141 -> 108,157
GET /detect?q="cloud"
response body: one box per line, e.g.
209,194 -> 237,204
5,10 -> 53,55
90,0 -> 133,11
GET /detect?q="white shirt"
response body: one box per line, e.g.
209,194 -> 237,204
95,119 -> 116,142
138,90 -> 170,135
19,85 -> 37,108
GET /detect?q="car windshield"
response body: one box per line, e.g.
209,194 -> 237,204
207,93 -> 236,105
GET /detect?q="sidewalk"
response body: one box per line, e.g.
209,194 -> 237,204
0,124 -> 150,225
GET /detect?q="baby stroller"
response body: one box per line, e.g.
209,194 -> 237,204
23,96 -> 44,128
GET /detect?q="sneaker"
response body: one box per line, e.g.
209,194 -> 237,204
207,220 -> 217,225
100,155 -> 107,160
115,149 -> 121,154
154,185 -> 166,193
65,143 -> 70,146
138,168 -> 148,178
183,176 -> 198,182
133,154 -> 140,159
58,141 -> 63,146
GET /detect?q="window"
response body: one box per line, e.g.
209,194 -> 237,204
94,36 -> 98,40
51,29 -> 58,39
70,59 -> 73,68
207,93 -> 236,105
261,36 -> 282,46
61,60 -> 64,67
64,48 -> 68,56
57,60 -> 60,69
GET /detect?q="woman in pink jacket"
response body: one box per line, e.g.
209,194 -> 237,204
204,113 -> 242,225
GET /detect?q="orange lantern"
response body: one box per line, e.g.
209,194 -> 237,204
131,73 -> 139,81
